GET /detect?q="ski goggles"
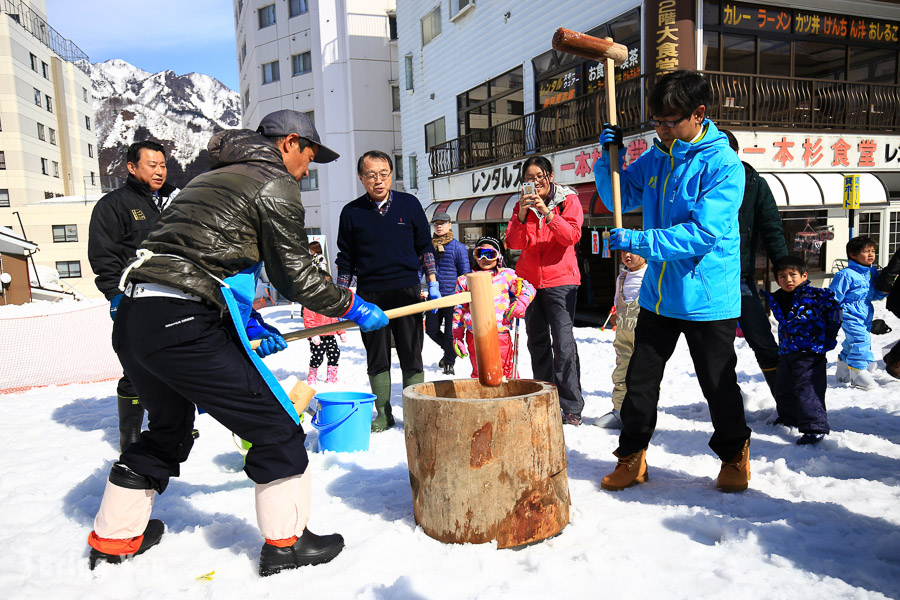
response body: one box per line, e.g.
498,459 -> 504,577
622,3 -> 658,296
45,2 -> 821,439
474,247 -> 500,260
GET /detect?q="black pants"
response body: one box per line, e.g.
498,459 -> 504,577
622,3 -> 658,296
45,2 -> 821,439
774,351 -> 829,434
113,295 -> 309,491
308,335 -> 340,368
358,285 -> 423,376
116,371 -> 137,399
738,277 -> 779,371
885,340 -> 900,365
425,306 -> 456,365
525,285 -> 584,415
620,309 -> 751,461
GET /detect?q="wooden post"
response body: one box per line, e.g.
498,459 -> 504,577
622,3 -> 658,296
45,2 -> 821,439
467,271 -> 503,387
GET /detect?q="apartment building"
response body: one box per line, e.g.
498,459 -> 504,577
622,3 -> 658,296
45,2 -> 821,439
0,0 -> 101,298
235,0 -> 401,269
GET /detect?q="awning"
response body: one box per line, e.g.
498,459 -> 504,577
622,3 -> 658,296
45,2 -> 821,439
426,183 -> 609,224
760,172 -> 892,208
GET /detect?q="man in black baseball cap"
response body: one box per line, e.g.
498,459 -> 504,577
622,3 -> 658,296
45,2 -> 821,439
257,109 -> 340,164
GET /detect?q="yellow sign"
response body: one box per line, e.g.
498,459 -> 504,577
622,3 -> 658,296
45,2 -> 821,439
843,175 -> 860,209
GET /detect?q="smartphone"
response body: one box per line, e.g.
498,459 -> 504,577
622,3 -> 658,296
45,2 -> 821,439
522,182 -> 535,197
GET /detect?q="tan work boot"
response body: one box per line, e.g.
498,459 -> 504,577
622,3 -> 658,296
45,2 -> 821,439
601,448 -> 648,491
716,439 -> 751,493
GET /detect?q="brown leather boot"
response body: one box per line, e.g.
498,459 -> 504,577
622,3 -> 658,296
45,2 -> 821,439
601,449 -> 648,491
717,439 -> 751,493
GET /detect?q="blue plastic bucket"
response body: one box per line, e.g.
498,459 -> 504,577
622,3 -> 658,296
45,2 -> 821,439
311,391 -> 376,452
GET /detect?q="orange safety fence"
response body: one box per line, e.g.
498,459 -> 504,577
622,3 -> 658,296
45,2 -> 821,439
0,303 -> 121,394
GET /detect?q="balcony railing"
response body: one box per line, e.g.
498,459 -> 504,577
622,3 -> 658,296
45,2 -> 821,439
1,0 -> 91,74
428,71 -> 900,177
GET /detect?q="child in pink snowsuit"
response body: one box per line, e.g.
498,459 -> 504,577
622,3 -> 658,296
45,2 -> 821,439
302,272 -> 347,384
452,236 -> 535,379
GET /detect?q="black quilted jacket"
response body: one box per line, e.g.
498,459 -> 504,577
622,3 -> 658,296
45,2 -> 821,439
127,129 -> 351,316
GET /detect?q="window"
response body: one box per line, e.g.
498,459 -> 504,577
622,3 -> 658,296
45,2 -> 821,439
85,116 -> 91,130
88,143 -> 94,158
41,158 -> 49,175
408,155 -> 418,189
304,110 -> 314,125
289,0 -> 308,17
389,13 -> 398,40
37,123 -> 45,141
82,87 -> 88,102
889,211 -> 900,256
424,117 -> 446,152
404,54 -> 414,90
258,4 -> 276,29
292,52 -> 311,76
56,261 -> 82,278
0,189 -> 9,208
243,88 -> 250,110
262,60 -> 280,84
52,224 -> 78,242
0,151 -> 5,169
34,88 -> 41,106
42,61 -> 49,79
30,53 -> 38,71
241,41 -> 247,63
421,6 -> 441,46
49,128 -> 56,145
457,67 -> 524,136
300,169 -> 318,191
391,85 -> 401,111
90,172 -> 96,185
859,212 -> 882,263
45,95 -> 52,112
451,0 -> 472,18
52,161 -> 59,177
394,154 -> 403,180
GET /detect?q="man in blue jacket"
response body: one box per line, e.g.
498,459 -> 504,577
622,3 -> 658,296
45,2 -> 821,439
426,211 -> 470,375
594,70 -> 752,493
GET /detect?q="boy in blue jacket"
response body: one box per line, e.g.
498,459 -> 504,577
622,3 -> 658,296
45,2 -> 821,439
766,255 -> 842,445
830,236 -> 888,390
594,70 -> 751,493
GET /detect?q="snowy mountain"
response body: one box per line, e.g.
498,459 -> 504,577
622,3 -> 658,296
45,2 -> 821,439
91,59 -> 241,188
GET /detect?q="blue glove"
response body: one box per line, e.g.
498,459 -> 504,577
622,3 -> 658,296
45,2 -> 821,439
343,293 -> 389,332
609,228 -> 635,252
246,314 -> 288,358
109,293 -> 123,320
427,281 -> 441,314
600,123 -> 623,150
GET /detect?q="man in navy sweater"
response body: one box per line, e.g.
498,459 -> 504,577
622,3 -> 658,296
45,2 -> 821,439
336,151 -> 439,431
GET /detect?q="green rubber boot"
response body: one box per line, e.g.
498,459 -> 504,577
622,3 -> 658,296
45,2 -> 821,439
369,371 -> 394,432
401,369 -> 424,390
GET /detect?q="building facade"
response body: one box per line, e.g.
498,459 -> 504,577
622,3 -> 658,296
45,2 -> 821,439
397,0 -> 900,320
234,0 -> 402,270
0,0 -> 102,298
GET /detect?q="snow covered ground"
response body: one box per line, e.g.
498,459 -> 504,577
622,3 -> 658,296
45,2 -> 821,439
1,303 -> 898,599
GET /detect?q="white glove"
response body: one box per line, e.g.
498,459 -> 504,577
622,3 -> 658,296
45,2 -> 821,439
338,333 -> 347,343
311,335 -> 321,345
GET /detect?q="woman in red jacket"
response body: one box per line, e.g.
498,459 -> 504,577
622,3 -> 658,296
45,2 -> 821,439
505,156 -> 585,425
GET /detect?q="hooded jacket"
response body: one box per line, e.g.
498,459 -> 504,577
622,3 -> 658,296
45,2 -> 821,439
594,119 -> 744,321
505,184 -> 583,288
829,258 -> 887,368
876,249 -> 900,318
739,162 -> 786,277
766,281 -> 842,355
125,129 -> 352,316
88,175 -> 177,298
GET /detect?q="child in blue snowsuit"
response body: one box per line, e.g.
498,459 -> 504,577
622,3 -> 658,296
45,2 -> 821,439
830,236 -> 888,390
766,255 -> 842,445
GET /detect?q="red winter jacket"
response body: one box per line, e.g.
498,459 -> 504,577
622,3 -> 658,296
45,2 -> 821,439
505,184 -> 583,288
302,306 -> 346,335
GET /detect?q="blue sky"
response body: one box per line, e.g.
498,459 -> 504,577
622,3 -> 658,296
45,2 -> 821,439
45,0 -> 240,90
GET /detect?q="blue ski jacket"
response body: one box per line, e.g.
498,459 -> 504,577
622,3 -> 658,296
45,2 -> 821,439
829,259 -> 887,369
766,282 -> 842,355
594,119 -> 744,321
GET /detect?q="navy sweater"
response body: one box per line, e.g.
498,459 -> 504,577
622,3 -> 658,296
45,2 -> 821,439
336,191 -> 432,292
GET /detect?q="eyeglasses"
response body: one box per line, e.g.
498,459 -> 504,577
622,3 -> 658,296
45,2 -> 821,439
648,115 -> 689,128
362,170 -> 392,182
523,173 -> 547,184
474,248 -> 499,260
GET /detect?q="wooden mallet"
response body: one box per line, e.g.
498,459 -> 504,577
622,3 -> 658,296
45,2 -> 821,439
552,28 -> 628,230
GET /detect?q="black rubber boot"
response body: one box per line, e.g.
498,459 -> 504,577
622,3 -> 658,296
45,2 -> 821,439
117,395 -> 144,453
258,529 -> 344,577
369,372 -> 393,432
89,519 -> 165,570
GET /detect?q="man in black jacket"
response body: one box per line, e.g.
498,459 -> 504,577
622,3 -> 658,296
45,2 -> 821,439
88,140 -> 176,452
723,130 -> 788,396
876,249 -> 900,378
86,111 -> 388,576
